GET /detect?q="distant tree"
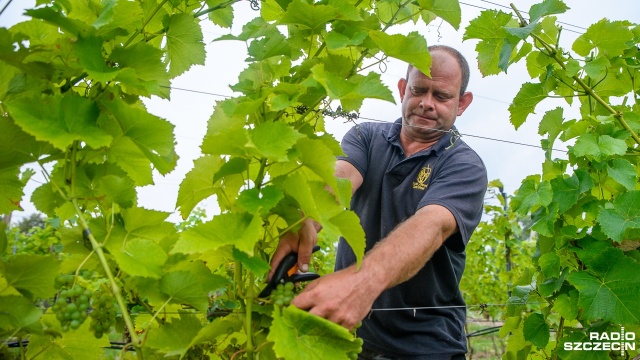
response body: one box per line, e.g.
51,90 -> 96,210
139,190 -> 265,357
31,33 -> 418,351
16,213 -> 46,233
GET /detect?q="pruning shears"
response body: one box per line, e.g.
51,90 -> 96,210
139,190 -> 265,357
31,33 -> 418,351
259,245 -> 321,298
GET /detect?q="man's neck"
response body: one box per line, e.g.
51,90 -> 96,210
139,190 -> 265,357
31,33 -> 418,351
399,132 -> 439,157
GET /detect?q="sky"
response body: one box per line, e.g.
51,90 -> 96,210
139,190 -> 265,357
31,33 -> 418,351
2,0 -> 639,224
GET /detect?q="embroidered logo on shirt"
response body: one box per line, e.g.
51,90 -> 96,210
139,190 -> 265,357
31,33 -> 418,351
413,165 -> 431,190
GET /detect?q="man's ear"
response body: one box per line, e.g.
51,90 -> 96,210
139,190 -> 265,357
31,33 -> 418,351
456,92 -> 473,116
397,78 -> 407,102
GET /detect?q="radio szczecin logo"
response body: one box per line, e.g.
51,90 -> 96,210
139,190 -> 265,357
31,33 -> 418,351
564,327 -> 636,356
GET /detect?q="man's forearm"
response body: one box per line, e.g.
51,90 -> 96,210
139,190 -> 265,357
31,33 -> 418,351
357,204 -> 458,290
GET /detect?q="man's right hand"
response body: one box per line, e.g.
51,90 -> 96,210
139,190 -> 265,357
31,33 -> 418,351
267,218 -> 320,281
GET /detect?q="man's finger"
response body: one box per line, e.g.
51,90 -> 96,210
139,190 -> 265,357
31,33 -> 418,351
296,219 -> 318,272
268,236 -> 296,281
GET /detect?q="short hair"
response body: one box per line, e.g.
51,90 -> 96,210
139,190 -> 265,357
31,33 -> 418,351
405,45 -> 470,97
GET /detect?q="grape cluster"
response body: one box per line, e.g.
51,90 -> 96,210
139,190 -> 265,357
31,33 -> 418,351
52,274 -> 91,332
270,282 -> 295,307
346,322 -> 364,359
89,288 -> 117,339
347,337 -> 364,360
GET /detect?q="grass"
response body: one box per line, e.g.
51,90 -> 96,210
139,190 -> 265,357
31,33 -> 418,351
466,320 -> 506,360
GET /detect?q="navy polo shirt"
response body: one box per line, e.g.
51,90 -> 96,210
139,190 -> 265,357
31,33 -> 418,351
335,119 -> 488,359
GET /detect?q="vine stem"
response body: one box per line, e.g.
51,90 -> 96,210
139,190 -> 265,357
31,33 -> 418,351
244,272 -> 255,359
510,3 -> 640,146
123,0 -> 169,48
70,200 -> 141,346
66,142 -> 141,351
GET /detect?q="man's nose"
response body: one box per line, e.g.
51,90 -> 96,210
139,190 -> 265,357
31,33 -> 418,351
419,93 -> 434,110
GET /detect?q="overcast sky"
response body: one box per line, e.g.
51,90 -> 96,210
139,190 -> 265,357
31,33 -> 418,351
2,0 -> 639,224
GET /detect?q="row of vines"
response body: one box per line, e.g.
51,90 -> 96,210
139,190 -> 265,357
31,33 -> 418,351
1,0 -> 639,359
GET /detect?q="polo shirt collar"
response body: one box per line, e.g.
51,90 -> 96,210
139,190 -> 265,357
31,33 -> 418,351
385,118 -> 460,155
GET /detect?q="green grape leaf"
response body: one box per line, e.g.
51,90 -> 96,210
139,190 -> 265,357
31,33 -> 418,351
369,31 -> 430,77
111,238 -> 168,279
176,155 -> 226,219
326,30 -> 368,50
247,31 -> 291,61
5,93 -> 111,151
296,137 -> 338,191
416,0 -> 461,29
100,98 -> 178,184
528,0 -> 568,23
510,176 -> 552,215
567,241 -> 640,323
247,121 -> 304,161
30,183 -> 69,218
160,271 -> 210,313
311,66 -> 394,110
572,19 -> 633,57
538,252 -> 560,278
25,6 -> 87,35
0,296 -> 42,331
278,172 -> 321,220
0,116 -> 55,171
26,312 -> 109,358
582,55 -> 610,81
201,101 -> 249,156
121,207 -> 176,242
550,174 -> 580,213
169,259 -> 230,293
553,291 -> 579,320
232,248 -> 270,276
538,107 -> 563,152
93,0 -> 143,35
607,158 -> 636,191
237,185 -> 284,216
268,306 -> 361,360
173,212 -> 263,256
597,191 -> 640,242
205,0 -> 234,28
278,1 -> 340,31
322,210 -> 365,267
97,174 -> 136,208
509,82 -> 547,130
463,10 -> 518,75
522,313 -> 549,348
191,314 -> 243,346
165,13 -> 205,78
75,34 -> 120,83
145,314 -> 203,357
572,134 -> 627,162
3,254 -> 59,300
0,167 -> 24,214
110,42 -> 171,99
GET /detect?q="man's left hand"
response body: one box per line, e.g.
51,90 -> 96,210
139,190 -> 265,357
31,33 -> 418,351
291,266 -> 381,331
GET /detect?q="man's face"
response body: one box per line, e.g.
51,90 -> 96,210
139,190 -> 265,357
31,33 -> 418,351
397,51 -> 472,141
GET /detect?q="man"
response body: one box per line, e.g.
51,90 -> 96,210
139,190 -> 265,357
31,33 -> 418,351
269,45 -> 488,359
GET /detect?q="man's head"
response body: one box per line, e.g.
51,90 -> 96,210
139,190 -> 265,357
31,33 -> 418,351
397,45 -> 473,143
405,45 -> 471,97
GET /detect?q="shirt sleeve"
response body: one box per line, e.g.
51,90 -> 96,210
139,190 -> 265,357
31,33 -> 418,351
418,147 -> 488,251
337,123 -> 372,178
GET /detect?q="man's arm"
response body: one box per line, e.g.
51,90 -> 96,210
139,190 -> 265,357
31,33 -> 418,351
291,203 -> 458,330
268,160 -> 363,279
